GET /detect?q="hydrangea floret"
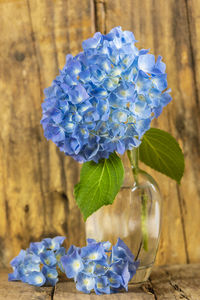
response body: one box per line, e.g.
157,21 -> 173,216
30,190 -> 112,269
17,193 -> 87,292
41,26 -> 171,163
8,236 -> 66,286
61,238 -> 139,295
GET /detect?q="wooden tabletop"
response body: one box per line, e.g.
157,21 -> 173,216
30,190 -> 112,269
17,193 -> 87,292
0,264 -> 199,299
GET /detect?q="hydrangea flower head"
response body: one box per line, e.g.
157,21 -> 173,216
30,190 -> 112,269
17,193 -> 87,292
41,26 -> 171,163
8,236 -> 66,286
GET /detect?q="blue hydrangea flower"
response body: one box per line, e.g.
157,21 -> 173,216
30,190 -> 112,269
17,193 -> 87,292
76,272 -> 95,294
94,276 -> 110,295
105,270 -> 122,288
8,236 -> 66,286
40,250 -> 57,267
111,238 -> 140,280
61,248 -> 84,279
41,26 -> 172,163
21,271 -> 46,287
55,247 -> 66,272
42,266 -> 58,286
43,236 -> 66,251
80,242 -> 107,261
61,238 -> 139,295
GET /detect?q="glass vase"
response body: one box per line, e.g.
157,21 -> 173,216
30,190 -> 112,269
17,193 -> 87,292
85,148 -> 162,283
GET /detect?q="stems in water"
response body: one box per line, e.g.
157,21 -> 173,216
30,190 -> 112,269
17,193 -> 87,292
127,147 -> 148,252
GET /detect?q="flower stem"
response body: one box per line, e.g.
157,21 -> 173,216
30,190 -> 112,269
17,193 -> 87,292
141,191 -> 148,251
127,148 -> 139,185
127,147 -> 148,252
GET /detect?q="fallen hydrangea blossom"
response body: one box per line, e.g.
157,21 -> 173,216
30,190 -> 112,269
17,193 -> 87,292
8,236 -> 66,286
8,237 -> 139,294
61,238 -> 139,295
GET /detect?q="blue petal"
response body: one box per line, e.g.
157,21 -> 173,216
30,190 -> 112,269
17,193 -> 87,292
29,242 -> 45,256
66,60 -> 82,78
82,32 -> 102,50
153,55 -> 166,73
121,262 -> 130,291
94,276 -> 110,295
86,239 -> 96,245
116,140 -> 125,155
114,82 -> 135,101
68,84 -> 89,104
8,268 -> 20,281
82,261 -> 96,275
152,74 -> 167,91
42,266 -> 58,286
40,251 -> 57,267
106,270 -> 122,288
160,90 -> 172,106
61,249 -> 84,279
55,247 -> 66,271
97,99 -> 110,121
93,263 -> 107,276
135,70 -> 152,93
138,54 -> 155,73
103,77 -> 119,91
115,238 -> 135,261
51,236 -> 66,250
21,271 -> 46,287
128,260 -> 140,280
81,243 -> 106,261
112,110 -> 128,123
10,250 -> 26,267
76,272 -> 95,294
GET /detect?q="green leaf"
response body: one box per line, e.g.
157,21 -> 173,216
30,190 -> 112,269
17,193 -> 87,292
74,152 -> 124,221
139,128 -> 185,184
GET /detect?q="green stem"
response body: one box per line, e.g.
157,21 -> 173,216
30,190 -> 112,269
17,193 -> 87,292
127,148 -> 139,185
127,147 -> 148,252
141,191 -> 148,251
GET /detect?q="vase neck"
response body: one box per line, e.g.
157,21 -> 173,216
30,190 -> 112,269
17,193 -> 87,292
127,147 -> 139,171
127,147 -> 139,185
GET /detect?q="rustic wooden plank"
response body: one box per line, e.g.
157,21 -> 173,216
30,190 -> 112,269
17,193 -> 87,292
0,0 -> 200,269
180,0 -> 200,263
1,265 -> 200,299
53,264 -> 200,299
95,0 -> 200,265
27,0 -> 95,258
54,281 -> 154,300
0,0 -> 46,267
150,264 -> 200,299
0,269 -> 53,300
0,0 -> 94,266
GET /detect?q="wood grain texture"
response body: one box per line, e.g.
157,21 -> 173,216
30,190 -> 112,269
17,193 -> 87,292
150,264 -> 200,299
0,0 -> 200,267
181,0 -> 200,264
1,264 -> 199,299
53,282 -> 154,300
0,0 -> 94,266
99,0 -> 200,265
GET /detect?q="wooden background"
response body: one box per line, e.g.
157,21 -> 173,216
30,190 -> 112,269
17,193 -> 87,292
0,0 -> 200,267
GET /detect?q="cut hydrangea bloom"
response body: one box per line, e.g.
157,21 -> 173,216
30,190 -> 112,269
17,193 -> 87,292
41,26 -> 171,163
9,237 -> 139,294
8,236 -> 66,286
61,238 -> 139,295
